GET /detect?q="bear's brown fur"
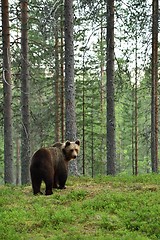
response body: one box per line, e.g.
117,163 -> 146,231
30,140 -> 80,195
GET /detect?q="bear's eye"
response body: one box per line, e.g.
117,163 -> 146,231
70,149 -> 74,152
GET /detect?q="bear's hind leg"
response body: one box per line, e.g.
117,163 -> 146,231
53,175 -> 59,189
44,177 -> 53,195
45,182 -> 53,195
31,175 -> 43,195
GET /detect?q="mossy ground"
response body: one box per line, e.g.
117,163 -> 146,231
0,174 -> 160,240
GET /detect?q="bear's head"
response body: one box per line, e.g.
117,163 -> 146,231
62,140 -> 80,161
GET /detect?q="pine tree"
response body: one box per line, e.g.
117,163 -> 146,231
64,0 -> 78,174
151,0 -> 158,173
20,0 -> 30,184
106,0 -> 116,175
1,0 -> 14,183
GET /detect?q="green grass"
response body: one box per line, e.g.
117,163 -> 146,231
0,174 -> 160,240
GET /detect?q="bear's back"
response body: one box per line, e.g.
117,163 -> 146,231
31,148 -> 53,168
48,146 -> 64,166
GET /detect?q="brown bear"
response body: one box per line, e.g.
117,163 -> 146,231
30,140 -> 80,195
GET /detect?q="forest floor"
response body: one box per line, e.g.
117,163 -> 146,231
0,174 -> 160,240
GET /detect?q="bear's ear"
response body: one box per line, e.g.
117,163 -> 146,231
75,139 -> 80,146
65,140 -> 71,147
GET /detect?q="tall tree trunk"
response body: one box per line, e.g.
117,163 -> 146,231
64,0 -> 78,174
82,71 -> 85,175
134,29 -> 138,175
91,93 -> 94,177
1,0 -> 14,184
16,138 -> 20,185
132,87 -> 135,175
106,0 -> 116,175
151,0 -> 158,173
100,18 -> 105,166
54,23 -> 60,142
21,0 -> 30,184
60,6 -> 65,142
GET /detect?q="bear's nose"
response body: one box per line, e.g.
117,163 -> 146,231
73,155 -> 76,159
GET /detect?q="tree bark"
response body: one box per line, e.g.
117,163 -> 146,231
60,6 -> 65,142
54,22 -> 60,142
20,0 -> 30,184
64,0 -> 78,174
16,138 -> 20,185
151,0 -> 158,173
106,0 -> 116,175
134,29 -> 138,175
1,0 -> 14,184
